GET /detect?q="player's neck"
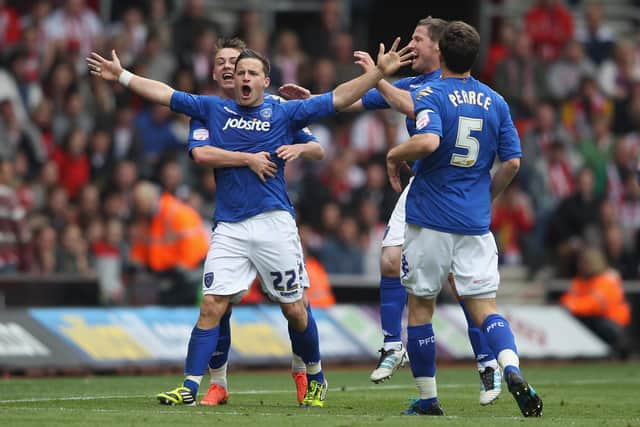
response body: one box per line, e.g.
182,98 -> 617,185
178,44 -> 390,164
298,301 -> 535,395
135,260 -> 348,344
441,67 -> 471,79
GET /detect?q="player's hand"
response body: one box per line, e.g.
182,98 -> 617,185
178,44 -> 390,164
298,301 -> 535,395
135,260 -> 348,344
376,38 -> 413,76
279,84 -> 311,100
275,144 -> 304,161
386,157 -> 406,193
86,49 -> 124,81
353,50 -> 375,73
248,151 -> 278,183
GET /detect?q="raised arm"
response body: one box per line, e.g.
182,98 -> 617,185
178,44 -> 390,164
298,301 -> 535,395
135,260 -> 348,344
87,50 -> 174,106
352,50 -> 414,116
332,38 -> 413,111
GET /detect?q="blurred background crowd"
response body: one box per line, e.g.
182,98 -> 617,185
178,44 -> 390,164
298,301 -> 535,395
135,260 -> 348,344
0,0 -> 639,308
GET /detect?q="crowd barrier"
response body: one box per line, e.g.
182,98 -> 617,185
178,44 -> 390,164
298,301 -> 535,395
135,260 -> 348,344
0,304 -> 608,373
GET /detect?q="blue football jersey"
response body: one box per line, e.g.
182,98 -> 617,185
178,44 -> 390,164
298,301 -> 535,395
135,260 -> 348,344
188,94 -> 317,154
361,69 -> 440,136
170,91 -> 334,223
408,76 -> 522,235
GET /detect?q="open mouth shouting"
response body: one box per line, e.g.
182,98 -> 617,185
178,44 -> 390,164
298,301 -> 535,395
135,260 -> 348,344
222,72 -> 233,82
241,84 -> 252,99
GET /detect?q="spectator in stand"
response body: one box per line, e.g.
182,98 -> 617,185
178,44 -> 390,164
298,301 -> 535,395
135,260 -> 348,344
44,60 -> 77,111
547,40 -> 596,101
181,27 -> 217,86
480,20 -> 517,85
159,158 -> 189,199
57,223 -> 93,274
547,167 -> 603,277
577,115 -> 615,198
32,223 -> 58,274
6,49 -> 44,115
141,30 -> 177,84
0,98 -> 45,170
171,0 -> 218,56
52,127 -> 90,199
491,181 -> 536,266
598,39 -> 640,101
301,0 -> 341,58
128,181 -> 208,305
603,225 -> 639,280
0,0 -> 21,50
43,0 -> 103,70
333,32 -> 361,84
318,216 -> 364,274
618,174 -> 640,247
308,57 -> 338,95
576,0 -> 615,65
88,128 -> 115,189
93,218 -> 126,304
30,159 -> 58,211
0,156 -> 32,273
273,29 -> 309,87
561,75 -> 611,139
30,98 -> 54,157
524,0 -> 574,63
108,6 -> 147,67
352,162 -> 397,222
494,32 -> 548,119
112,107 -> 143,163
52,89 -> 93,142
560,246 -> 631,358
134,104 -> 182,168
298,224 -> 335,308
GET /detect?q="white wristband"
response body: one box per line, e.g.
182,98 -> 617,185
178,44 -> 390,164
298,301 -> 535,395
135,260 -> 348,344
118,70 -> 133,87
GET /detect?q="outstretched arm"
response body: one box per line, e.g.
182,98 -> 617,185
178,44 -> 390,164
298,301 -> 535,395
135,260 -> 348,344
87,50 -> 174,106
332,38 -> 413,111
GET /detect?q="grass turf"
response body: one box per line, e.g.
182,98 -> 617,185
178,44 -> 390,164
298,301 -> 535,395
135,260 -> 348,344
1,361 -> 639,426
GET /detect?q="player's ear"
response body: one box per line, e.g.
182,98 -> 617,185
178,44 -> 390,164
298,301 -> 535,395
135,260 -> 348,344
264,76 -> 271,88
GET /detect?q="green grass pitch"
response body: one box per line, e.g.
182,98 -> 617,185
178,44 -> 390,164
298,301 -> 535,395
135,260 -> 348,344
1,361 -> 639,426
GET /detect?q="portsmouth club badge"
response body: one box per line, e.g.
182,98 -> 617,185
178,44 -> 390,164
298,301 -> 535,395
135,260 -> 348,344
260,107 -> 272,120
204,272 -> 214,288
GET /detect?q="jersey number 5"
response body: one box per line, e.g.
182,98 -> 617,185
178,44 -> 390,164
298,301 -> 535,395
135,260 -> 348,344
450,116 -> 482,167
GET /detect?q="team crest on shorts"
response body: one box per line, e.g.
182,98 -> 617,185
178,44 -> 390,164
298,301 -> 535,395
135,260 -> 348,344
204,272 -> 214,288
260,107 -> 272,119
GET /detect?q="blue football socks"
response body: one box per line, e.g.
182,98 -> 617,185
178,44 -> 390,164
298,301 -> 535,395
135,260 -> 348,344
209,311 -> 231,369
288,305 -> 324,383
380,276 -> 406,345
183,326 -> 220,396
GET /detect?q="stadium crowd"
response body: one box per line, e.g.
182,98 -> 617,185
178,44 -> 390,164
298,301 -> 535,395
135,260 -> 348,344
0,0 -> 639,305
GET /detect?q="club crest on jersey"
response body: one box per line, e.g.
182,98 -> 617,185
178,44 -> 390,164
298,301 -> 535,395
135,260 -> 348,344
260,107 -> 272,119
204,272 -> 214,288
416,109 -> 433,130
192,128 -> 209,141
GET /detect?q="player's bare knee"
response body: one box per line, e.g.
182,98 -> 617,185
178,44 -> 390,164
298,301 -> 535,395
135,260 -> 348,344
380,246 -> 402,277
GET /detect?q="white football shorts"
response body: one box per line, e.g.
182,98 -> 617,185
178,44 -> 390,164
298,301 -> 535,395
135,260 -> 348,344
381,177 -> 413,247
202,210 -> 309,303
401,224 -> 499,298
